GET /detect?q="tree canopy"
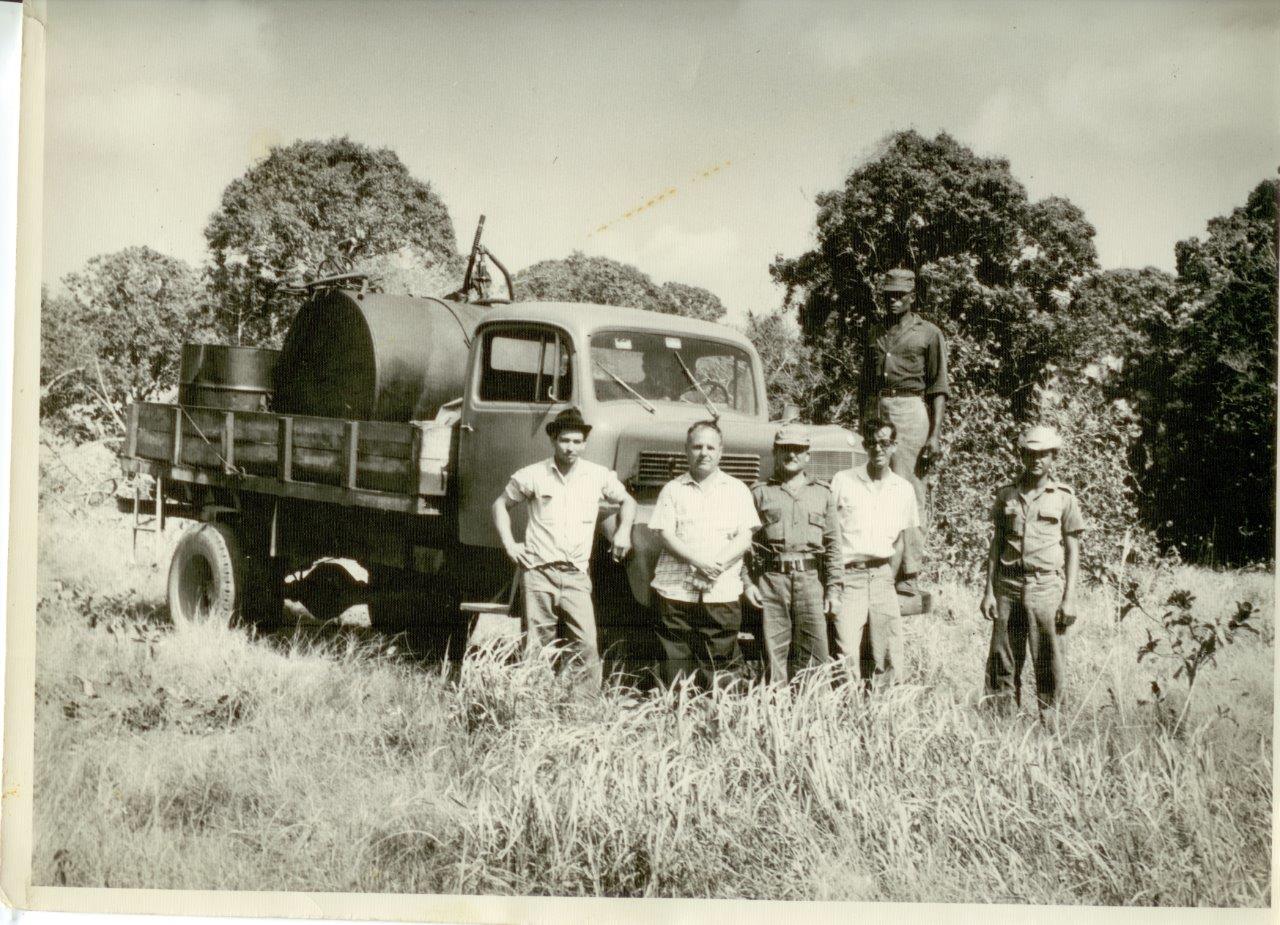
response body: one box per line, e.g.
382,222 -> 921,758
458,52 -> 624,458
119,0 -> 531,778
42,247 -> 209,438
513,252 -> 727,321
771,130 -> 1098,407
1130,180 -> 1277,563
204,137 -> 459,343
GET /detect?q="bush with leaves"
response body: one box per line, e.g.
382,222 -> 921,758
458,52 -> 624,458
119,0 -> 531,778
41,248 -> 211,441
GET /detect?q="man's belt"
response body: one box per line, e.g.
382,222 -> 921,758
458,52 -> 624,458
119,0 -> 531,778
879,388 -> 924,398
760,553 -> 820,575
844,556 -> 892,569
1001,564 -> 1062,578
536,560 -> 581,573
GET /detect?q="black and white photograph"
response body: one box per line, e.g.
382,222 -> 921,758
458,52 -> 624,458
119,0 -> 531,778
4,0 -> 1277,918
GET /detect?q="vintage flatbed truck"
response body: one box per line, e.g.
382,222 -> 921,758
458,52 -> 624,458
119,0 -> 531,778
119,258 -> 865,666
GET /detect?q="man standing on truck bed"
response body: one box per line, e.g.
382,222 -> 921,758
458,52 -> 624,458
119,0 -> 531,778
649,420 -> 761,690
493,408 -> 636,690
745,424 -> 842,684
859,268 -> 948,608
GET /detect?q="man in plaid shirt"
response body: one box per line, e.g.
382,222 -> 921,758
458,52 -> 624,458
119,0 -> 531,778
649,420 -> 761,689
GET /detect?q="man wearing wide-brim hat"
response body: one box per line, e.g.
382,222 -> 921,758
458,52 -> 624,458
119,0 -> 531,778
858,267 -> 949,610
493,407 -> 637,690
979,425 -> 1087,714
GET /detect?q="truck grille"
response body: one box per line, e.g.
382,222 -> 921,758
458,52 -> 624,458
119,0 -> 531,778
633,451 -> 761,486
808,450 -> 856,481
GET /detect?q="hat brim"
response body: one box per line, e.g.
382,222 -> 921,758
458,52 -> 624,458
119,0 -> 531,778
880,282 -> 915,293
546,422 -> 592,438
774,442 -> 811,449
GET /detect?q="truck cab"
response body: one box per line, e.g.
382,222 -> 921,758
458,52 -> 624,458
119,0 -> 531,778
452,302 -> 863,607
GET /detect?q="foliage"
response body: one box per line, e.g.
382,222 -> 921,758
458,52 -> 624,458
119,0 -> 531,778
742,308 -> 824,419
40,248 -> 210,440
770,130 -> 1098,409
204,137 -> 459,344
352,245 -> 468,299
513,251 -> 727,321
1127,181 -> 1277,564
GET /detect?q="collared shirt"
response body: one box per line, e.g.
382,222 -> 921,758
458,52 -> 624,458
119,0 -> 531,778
649,468 -> 761,603
861,312 -> 950,399
503,457 -> 631,572
829,465 -> 919,560
750,477 -> 842,594
993,480 -> 1087,574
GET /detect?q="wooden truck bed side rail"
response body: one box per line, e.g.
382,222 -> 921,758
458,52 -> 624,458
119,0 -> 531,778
123,402 -> 448,515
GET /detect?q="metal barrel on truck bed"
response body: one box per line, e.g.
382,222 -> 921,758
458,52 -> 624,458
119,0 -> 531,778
272,289 -> 488,422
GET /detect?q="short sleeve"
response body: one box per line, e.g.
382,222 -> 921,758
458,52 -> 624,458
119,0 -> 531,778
737,482 -> 762,532
600,470 -> 630,506
925,324 -> 950,397
648,483 -> 676,533
1061,492 -> 1087,535
503,467 -> 534,503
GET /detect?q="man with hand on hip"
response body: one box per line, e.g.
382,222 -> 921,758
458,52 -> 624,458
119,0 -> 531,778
493,407 -> 636,690
829,417 -> 919,687
745,425 -> 842,684
649,420 -> 761,690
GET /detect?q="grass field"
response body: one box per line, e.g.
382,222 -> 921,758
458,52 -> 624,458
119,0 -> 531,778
31,476 -> 1274,904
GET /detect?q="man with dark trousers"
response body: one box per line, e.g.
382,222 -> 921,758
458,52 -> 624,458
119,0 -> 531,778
745,425 -> 842,684
649,420 -> 761,690
859,268 -> 949,610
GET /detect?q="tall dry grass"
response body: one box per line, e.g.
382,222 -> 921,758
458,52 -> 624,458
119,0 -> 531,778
32,499 -> 1273,904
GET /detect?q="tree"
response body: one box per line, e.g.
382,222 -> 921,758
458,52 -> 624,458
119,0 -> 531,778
204,137 -> 459,344
770,130 -> 1099,409
1132,180 -> 1277,564
41,247 -> 209,438
513,252 -> 727,321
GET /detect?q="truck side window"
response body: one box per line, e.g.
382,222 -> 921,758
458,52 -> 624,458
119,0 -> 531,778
479,328 -> 573,403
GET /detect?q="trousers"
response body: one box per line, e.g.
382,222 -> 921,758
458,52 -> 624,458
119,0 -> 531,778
985,573 -> 1065,709
657,595 -> 743,690
522,566 -> 602,689
758,570 -> 829,683
831,563 -> 902,686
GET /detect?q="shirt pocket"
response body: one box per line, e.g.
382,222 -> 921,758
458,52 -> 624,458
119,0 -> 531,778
807,510 -> 827,547
1003,503 -> 1024,534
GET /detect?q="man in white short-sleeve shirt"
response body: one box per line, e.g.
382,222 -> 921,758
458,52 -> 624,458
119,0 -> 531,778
829,416 -> 919,686
649,420 -> 761,689
493,408 -> 636,688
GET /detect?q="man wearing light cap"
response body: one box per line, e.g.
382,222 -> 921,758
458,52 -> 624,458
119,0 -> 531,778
745,425 -> 842,683
980,425 -> 1087,713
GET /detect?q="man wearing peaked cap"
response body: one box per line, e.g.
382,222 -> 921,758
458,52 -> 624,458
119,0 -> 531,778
494,407 -> 635,692
858,268 -> 949,612
980,424 -> 1087,715
745,424 -> 842,683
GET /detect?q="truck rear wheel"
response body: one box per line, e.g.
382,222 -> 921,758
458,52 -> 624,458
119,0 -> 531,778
167,522 -> 283,630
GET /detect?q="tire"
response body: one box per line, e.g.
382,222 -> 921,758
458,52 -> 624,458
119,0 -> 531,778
167,521 -> 284,629
167,522 -> 244,628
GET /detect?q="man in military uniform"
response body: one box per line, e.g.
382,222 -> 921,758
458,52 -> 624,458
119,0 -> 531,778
859,268 -> 949,608
980,425 -> 1087,712
744,425 -> 842,684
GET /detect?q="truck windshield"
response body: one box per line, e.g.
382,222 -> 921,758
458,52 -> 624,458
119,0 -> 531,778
590,331 -> 757,415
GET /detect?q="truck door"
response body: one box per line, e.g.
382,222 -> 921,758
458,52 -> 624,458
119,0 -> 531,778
457,323 -> 576,548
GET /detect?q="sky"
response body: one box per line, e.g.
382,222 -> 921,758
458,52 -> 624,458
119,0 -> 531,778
40,0 -> 1280,322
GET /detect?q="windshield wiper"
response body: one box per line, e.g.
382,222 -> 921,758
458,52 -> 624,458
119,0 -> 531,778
671,349 -> 719,421
593,359 -> 656,414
